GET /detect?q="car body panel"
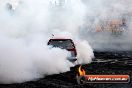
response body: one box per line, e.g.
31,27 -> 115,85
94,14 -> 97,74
48,38 -> 77,63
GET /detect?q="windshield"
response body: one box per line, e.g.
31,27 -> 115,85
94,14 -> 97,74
48,39 -> 75,49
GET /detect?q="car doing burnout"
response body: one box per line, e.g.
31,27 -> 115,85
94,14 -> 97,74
48,38 -> 77,63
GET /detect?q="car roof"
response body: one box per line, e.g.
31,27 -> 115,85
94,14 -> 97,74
49,38 -> 72,40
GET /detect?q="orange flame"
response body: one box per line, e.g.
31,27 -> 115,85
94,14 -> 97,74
78,65 -> 86,76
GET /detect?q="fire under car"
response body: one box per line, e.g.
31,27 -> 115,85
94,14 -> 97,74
47,38 -> 78,63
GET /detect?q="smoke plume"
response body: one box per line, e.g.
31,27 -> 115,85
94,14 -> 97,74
0,0 -> 94,84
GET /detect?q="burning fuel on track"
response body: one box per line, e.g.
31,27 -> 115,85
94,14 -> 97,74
0,0 -> 132,85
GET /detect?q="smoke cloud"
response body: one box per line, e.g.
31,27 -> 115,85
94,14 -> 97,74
0,0 -> 94,84
80,0 -> 132,51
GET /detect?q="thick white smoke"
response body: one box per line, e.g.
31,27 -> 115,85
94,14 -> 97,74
0,0 -> 94,84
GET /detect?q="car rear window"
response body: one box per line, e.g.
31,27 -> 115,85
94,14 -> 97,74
48,39 -> 75,49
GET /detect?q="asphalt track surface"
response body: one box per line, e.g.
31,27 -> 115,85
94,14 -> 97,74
0,51 -> 132,88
